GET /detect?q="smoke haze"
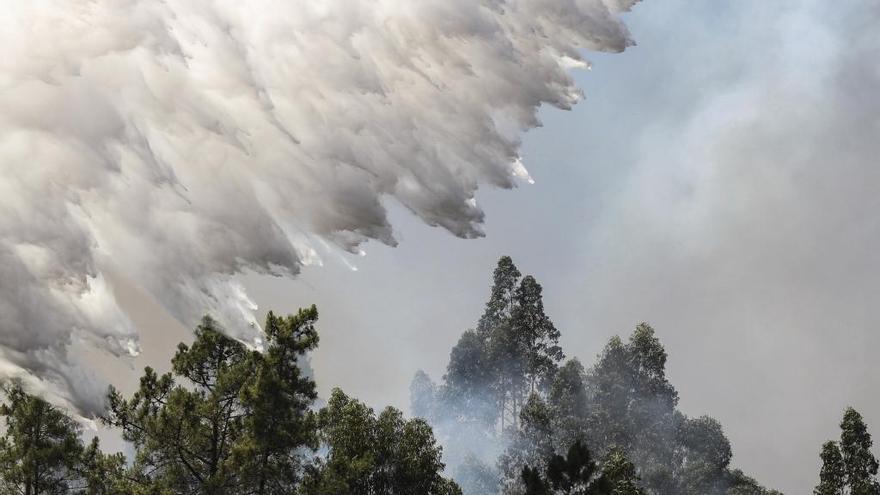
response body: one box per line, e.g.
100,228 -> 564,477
252,1 -> 880,493
4,1 -> 879,492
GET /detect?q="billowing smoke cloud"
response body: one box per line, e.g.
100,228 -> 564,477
0,0 -> 639,412
574,1 -> 880,491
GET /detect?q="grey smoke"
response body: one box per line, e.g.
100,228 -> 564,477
575,0 -> 880,491
0,0 -> 640,412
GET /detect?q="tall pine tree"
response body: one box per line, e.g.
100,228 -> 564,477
105,311 -> 319,494
0,382 -> 84,495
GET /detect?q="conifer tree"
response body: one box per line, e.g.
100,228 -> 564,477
105,311 -> 319,494
77,437 -> 132,495
236,307 -> 321,495
0,382 -> 83,495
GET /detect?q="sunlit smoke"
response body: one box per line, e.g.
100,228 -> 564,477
0,0 -> 639,412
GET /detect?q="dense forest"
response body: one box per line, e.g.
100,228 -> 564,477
0,257 -> 877,494
407,257 -> 880,494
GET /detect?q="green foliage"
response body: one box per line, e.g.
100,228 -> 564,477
512,276 -> 563,392
840,408 -> 880,494
46,304 -> 462,495
815,442 -> 845,495
0,382 -> 83,495
0,304 -> 465,494
417,257 -> 782,495
499,394 -> 555,492
547,359 -> 589,454
576,327 -> 680,491
815,408 -> 880,495
105,310 -> 319,494
442,330 -> 497,428
598,448 -> 645,495
235,308 -> 320,494
430,255 -> 565,445
725,470 -> 784,495
77,438 -> 133,495
477,256 -> 522,337
0,383 -> 133,495
519,440 -> 644,495
301,388 -> 460,495
677,416 -> 733,494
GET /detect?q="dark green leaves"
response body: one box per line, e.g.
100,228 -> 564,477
815,407 -> 880,495
303,388 -> 460,495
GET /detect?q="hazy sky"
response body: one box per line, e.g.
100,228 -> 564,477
3,1 -> 879,493
233,1 -> 877,493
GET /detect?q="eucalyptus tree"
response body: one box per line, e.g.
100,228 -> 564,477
816,408 -> 880,495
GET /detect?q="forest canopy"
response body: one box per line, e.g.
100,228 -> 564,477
0,257 -> 875,494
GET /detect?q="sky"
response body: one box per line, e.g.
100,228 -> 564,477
244,1 -> 879,492
2,1 -> 879,493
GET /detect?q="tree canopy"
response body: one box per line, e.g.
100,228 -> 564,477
0,305 -> 461,495
412,256 -> 785,495
0,256 -> 872,495
815,407 -> 880,495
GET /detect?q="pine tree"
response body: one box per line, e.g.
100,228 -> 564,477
77,437 -> 132,495
106,317 -> 251,493
0,382 -> 84,495
236,307 -> 321,494
105,311 -> 319,494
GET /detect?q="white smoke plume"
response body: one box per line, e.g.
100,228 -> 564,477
0,0 -> 639,413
